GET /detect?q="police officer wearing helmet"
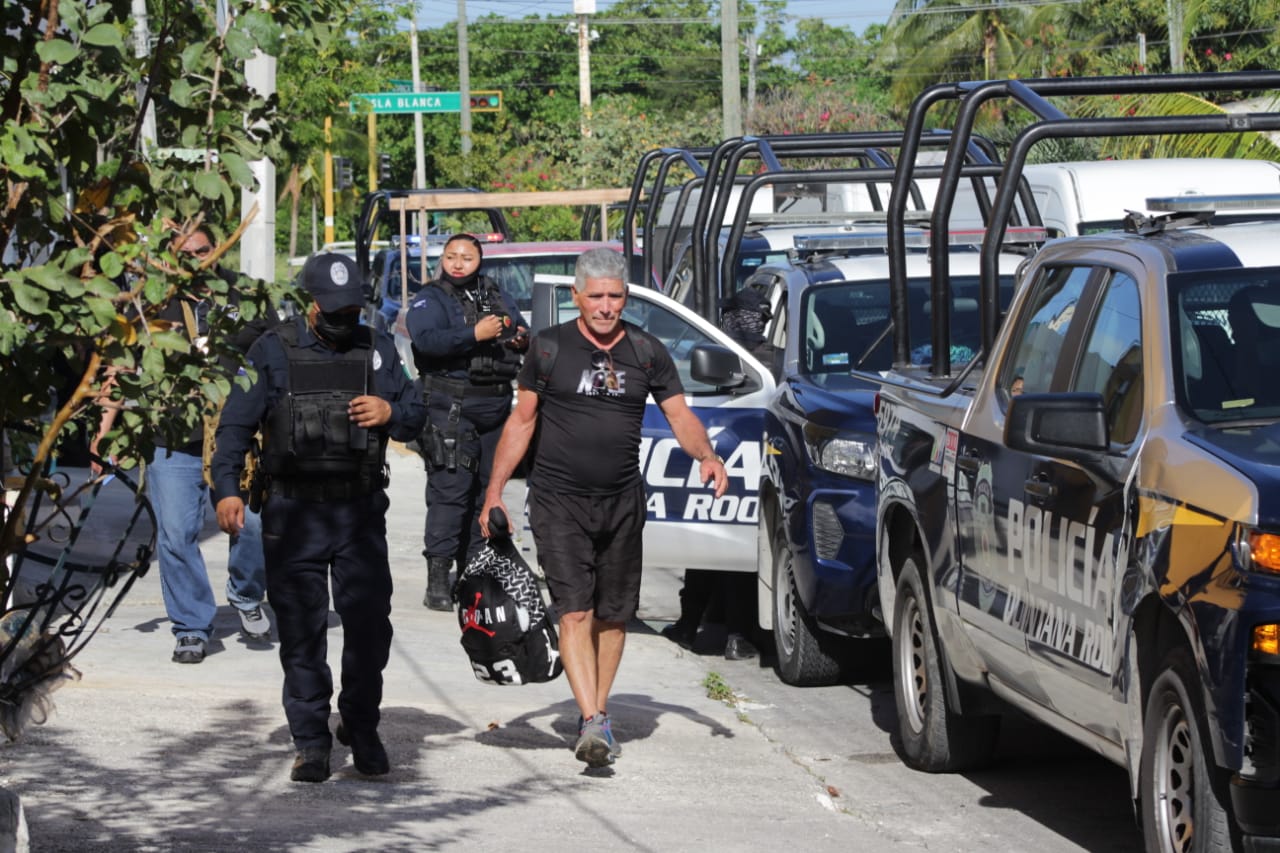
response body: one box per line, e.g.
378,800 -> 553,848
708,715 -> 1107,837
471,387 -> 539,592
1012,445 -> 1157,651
210,252 -> 426,783
406,233 -> 528,611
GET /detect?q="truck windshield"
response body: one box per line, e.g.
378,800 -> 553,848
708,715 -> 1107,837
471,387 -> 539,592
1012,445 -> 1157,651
802,275 -> 1014,375
1171,268 -> 1280,422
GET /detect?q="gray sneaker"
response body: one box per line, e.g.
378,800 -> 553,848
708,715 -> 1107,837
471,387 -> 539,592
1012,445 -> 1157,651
238,606 -> 271,640
172,636 -> 206,664
574,713 -> 620,767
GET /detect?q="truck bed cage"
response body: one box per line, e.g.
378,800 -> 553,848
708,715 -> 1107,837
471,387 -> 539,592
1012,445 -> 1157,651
354,188 -> 514,284
717,162 -> 1041,308
882,70 -> 1280,382
679,132 -> 1021,321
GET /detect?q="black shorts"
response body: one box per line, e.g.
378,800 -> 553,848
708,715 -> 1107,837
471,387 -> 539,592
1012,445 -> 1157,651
529,483 -> 646,623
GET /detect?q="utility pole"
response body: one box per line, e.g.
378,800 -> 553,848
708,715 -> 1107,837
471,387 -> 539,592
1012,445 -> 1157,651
242,52 -> 277,281
744,29 -> 757,134
324,116 -> 335,244
458,0 -> 472,156
239,0 -> 276,282
575,0 -> 594,138
1167,0 -> 1185,72
411,13 -> 427,187
129,0 -> 157,153
367,113 -> 377,191
721,0 -> 742,138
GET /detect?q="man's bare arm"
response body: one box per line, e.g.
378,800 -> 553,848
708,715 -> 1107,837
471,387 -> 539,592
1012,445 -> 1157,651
479,387 -> 539,537
660,395 -> 728,498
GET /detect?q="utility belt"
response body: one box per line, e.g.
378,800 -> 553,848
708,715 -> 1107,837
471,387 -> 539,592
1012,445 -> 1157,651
267,469 -> 388,503
422,374 -> 512,399
419,377 -> 503,473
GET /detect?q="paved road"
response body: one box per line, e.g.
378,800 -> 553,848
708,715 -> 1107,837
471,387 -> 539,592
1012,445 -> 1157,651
0,446 -> 1144,851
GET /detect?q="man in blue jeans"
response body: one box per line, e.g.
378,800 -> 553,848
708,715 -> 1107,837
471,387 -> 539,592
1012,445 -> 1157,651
147,448 -> 268,663
98,225 -> 273,664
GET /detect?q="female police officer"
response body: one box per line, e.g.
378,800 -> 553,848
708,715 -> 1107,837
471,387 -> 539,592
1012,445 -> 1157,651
210,252 -> 426,783
406,234 -> 528,610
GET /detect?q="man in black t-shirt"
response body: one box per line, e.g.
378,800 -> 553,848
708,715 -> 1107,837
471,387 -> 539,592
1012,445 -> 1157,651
481,247 -> 728,769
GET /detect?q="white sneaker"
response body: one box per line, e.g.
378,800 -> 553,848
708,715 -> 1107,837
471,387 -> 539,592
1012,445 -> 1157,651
238,605 -> 270,640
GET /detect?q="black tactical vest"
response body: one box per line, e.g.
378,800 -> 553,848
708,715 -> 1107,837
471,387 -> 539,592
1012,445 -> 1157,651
413,276 -> 523,386
260,319 -> 386,483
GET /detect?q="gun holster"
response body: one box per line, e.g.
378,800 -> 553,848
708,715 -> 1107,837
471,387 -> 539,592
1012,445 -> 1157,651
424,423 -> 449,470
248,472 -> 267,513
424,422 -> 477,473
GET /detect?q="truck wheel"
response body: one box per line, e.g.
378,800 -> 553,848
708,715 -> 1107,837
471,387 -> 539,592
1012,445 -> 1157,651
772,518 -> 842,686
891,554 -> 998,771
1140,648 -> 1235,853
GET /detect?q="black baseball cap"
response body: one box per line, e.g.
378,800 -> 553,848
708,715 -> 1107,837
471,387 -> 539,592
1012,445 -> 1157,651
302,253 -> 364,312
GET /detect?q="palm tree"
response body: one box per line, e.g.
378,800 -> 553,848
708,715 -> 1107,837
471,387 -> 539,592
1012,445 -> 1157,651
1073,91 -> 1280,160
882,0 -> 1039,111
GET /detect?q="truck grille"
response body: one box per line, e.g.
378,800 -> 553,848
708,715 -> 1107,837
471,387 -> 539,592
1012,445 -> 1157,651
812,501 -> 842,562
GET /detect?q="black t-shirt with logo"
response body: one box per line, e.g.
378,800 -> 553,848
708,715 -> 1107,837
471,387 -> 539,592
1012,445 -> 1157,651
518,321 -> 683,496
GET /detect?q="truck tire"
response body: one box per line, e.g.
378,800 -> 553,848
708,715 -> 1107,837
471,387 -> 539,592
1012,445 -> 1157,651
1139,647 -> 1235,853
891,554 -> 998,771
772,516 -> 842,686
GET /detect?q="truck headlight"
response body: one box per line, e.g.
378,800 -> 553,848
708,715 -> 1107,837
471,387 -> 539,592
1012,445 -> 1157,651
802,423 -> 876,480
1253,624 -> 1280,659
1237,528 -> 1280,574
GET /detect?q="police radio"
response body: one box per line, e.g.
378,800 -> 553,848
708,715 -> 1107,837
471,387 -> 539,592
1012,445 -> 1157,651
476,290 -> 518,343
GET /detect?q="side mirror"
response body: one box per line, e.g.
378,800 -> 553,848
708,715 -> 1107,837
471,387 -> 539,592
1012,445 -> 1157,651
1005,392 -> 1109,457
690,344 -> 748,390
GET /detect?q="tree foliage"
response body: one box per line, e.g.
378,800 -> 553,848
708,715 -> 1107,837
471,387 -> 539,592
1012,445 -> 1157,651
0,0 -> 337,572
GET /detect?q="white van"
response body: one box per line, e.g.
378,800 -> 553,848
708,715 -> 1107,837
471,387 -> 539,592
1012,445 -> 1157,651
1023,158 -> 1280,236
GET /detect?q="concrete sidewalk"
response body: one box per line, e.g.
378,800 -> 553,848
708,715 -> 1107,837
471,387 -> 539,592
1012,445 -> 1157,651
0,446 -> 871,852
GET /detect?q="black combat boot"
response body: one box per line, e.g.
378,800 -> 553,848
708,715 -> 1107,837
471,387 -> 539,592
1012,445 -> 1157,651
424,556 -> 453,611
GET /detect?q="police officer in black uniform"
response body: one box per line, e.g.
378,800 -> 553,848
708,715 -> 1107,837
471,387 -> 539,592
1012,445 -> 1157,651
210,252 -> 426,783
406,234 -> 528,611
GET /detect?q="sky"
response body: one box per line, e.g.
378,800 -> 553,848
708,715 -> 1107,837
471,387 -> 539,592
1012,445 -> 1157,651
414,0 -> 898,35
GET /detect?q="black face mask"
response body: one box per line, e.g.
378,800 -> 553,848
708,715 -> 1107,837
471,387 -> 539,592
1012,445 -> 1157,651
314,310 -> 360,349
439,268 -> 479,290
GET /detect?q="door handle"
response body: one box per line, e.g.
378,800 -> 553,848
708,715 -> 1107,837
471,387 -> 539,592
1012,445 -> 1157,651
955,455 -> 980,475
1024,475 -> 1057,502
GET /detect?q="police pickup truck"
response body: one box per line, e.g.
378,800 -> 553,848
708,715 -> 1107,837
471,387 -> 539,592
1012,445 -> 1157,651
873,72 -> 1280,852
749,230 -> 1040,685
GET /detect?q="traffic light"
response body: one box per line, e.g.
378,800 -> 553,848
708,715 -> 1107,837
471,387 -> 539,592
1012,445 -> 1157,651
468,91 -> 502,112
378,153 -> 392,184
334,156 -> 353,190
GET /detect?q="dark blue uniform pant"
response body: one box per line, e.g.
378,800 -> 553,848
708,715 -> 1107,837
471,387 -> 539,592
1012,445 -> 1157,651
262,490 -> 393,750
424,392 -> 511,564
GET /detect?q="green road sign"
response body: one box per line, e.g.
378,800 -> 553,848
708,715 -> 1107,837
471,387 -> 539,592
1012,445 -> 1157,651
388,79 -> 415,93
350,92 -> 462,114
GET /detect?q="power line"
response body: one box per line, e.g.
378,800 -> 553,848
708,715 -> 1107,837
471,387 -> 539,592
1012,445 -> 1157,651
892,0 -> 1082,15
